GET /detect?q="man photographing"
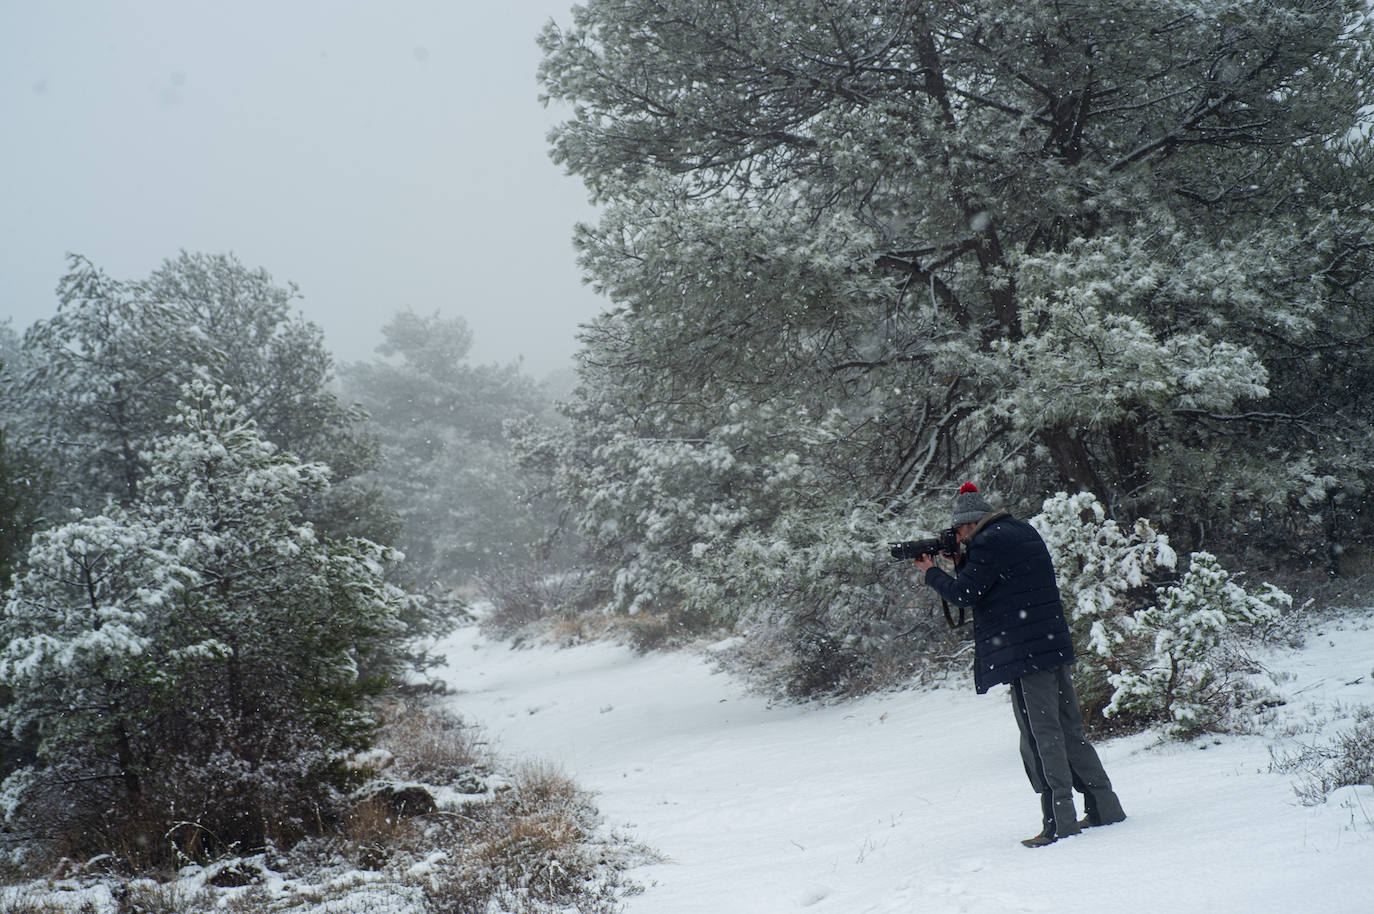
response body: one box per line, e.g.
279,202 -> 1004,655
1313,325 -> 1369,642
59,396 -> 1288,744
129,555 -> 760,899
912,483 -> 1127,847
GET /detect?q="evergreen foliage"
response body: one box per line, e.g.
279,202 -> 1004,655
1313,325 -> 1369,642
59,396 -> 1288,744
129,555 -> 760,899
0,324 -> 47,605
525,0 -> 1374,679
4,252 -> 392,545
0,383 -> 412,864
1030,490 -> 1178,718
0,430 -> 42,609
1033,491 -> 1289,737
1103,551 -> 1289,737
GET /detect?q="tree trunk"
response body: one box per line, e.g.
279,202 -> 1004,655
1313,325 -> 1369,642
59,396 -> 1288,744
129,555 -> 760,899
1040,424 -> 1108,500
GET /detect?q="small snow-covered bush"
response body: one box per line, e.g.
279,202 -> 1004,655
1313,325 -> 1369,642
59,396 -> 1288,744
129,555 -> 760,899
477,568 -> 609,641
1033,491 -> 1290,738
1103,551 -> 1289,737
429,760 -> 630,914
1031,491 -> 1177,722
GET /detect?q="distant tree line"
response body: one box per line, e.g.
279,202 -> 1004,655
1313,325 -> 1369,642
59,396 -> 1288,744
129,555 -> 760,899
338,309 -> 560,589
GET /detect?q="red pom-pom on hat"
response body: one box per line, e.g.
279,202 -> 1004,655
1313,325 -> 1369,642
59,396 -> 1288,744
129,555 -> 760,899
958,482 -> 979,494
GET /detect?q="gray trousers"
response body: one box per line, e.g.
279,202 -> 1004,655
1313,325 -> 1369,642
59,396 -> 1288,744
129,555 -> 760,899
1010,664 -> 1125,837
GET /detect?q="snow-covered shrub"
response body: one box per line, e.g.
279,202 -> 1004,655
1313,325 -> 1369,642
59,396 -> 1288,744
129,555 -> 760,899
441,760 -> 624,914
1104,552 -> 1289,737
1031,491 -> 1178,720
477,568 -> 607,641
0,382 -> 411,867
377,704 -> 486,787
1032,491 -> 1290,738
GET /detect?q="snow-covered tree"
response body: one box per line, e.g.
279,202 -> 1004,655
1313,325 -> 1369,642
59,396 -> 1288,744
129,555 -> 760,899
5,253 -> 389,544
0,322 -> 46,599
0,320 -> 19,375
0,382 -> 411,861
341,310 -> 552,585
9,256 -> 197,507
0,323 -> 45,596
0,427 -> 44,598
518,381 -> 951,690
531,0 -> 1374,651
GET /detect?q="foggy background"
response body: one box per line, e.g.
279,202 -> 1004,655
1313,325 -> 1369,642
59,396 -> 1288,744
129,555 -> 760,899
1,0 -> 601,378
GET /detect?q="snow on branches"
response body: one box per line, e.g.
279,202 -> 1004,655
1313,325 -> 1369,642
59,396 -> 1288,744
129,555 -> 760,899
0,381 -> 411,858
1033,491 -> 1289,737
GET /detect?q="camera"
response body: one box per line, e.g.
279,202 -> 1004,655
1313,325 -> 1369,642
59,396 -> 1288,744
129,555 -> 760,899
889,527 -> 960,561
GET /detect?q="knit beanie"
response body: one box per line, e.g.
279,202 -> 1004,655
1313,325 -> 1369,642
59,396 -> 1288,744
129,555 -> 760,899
950,482 -> 996,527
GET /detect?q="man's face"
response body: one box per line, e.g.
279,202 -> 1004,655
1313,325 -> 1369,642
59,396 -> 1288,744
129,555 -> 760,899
955,521 -> 978,543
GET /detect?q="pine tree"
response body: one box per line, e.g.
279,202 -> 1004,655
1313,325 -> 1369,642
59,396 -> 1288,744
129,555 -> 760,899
1031,491 -> 1289,737
1030,491 -> 1177,718
528,0 -> 1374,663
1104,552 -> 1289,737
6,253 -> 391,544
0,382 -> 410,861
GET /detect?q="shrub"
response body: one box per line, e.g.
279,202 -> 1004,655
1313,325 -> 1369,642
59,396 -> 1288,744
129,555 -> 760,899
429,760 -> 628,914
377,704 -> 487,786
1032,491 -> 1290,738
1103,551 -> 1289,737
477,568 -> 604,640
1031,491 -> 1178,723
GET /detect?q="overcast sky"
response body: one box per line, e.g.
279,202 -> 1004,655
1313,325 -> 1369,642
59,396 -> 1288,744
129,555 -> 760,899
1,1 -> 603,378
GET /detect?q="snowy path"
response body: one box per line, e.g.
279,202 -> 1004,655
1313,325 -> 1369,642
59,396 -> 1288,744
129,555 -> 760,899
434,620 -> 1374,914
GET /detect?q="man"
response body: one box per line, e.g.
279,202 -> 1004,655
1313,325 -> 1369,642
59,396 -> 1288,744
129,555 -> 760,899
913,483 -> 1126,847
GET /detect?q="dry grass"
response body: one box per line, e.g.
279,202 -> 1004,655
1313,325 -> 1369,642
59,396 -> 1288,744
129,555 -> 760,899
1273,707 -> 1374,805
0,892 -> 66,914
0,701 -> 648,914
505,761 -> 587,815
422,758 -> 638,914
111,880 -> 213,914
305,705 -> 646,913
377,703 -> 488,785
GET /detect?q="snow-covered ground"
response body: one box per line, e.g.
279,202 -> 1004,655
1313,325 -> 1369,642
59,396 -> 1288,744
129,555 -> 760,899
435,614 -> 1374,914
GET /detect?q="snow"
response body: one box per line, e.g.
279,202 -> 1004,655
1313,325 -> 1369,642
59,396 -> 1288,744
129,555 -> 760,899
4,609 -> 1370,912
434,614 -> 1374,914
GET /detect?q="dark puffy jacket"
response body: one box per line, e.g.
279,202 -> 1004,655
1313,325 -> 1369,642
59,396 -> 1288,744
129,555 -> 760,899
923,513 -> 1074,694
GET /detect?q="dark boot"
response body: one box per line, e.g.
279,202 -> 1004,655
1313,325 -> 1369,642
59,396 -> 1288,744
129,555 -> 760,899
1038,792 -> 1055,835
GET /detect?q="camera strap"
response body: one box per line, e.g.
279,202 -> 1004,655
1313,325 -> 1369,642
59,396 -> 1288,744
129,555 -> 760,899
941,549 -> 970,628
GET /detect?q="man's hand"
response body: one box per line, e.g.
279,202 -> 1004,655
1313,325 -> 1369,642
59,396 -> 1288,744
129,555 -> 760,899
913,555 -> 935,572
